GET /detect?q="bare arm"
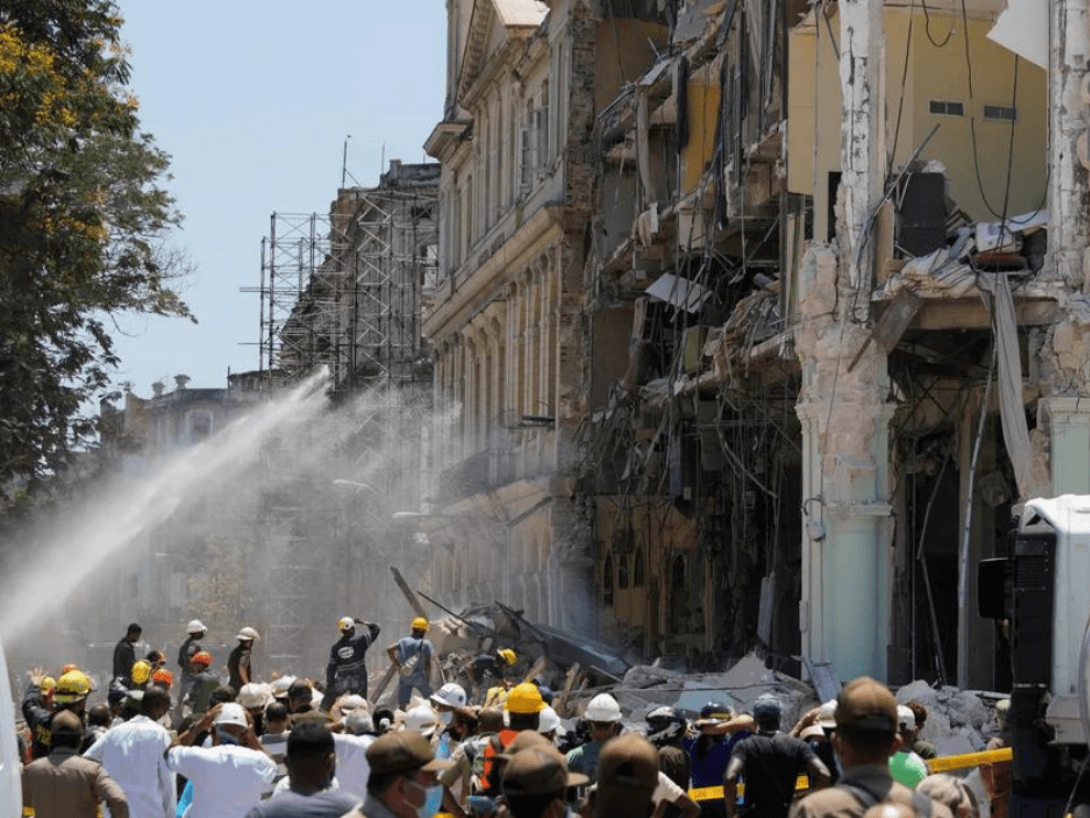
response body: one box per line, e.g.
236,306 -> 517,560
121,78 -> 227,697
723,756 -> 744,818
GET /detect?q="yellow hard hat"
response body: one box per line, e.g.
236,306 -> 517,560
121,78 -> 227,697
55,670 -> 92,704
411,616 -> 429,632
130,660 -> 152,685
498,649 -> 517,666
40,677 -> 56,695
505,682 -> 546,714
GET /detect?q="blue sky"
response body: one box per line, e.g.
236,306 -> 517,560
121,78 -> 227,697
110,3 -> 446,395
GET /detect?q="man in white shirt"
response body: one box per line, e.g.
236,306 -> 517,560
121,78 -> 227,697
332,709 -> 375,802
165,702 -> 277,818
84,686 -> 175,818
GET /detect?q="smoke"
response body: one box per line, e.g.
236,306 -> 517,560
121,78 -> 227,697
0,372 -> 457,684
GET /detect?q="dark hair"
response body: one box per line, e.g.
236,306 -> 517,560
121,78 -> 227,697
265,701 -> 289,722
142,686 -> 171,715
372,708 -> 395,733
50,727 -> 82,749
505,793 -> 564,818
211,686 -> 236,704
288,720 -> 334,759
146,650 -> 165,663
87,704 -> 111,728
127,623 -> 142,635
367,770 -> 406,798
905,700 -> 928,729
509,712 -> 540,732
837,724 -> 896,757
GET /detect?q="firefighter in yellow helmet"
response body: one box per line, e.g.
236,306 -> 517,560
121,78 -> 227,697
386,616 -> 434,709
22,669 -> 94,759
467,647 -> 518,705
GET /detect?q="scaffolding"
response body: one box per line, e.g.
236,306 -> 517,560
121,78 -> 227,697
246,163 -> 440,671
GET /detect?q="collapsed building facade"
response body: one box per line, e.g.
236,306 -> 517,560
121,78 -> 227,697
420,0 -> 1087,689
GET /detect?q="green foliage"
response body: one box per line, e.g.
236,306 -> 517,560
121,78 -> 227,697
0,0 -> 192,489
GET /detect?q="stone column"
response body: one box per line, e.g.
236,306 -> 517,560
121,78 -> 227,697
1050,0 -> 1089,289
1043,397 -> 1090,494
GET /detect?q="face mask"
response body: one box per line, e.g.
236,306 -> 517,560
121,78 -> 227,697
215,726 -> 241,745
438,711 -> 453,727
407,777 -> 442,818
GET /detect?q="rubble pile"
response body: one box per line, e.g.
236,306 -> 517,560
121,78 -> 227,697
894,680 -> 1002,757
566,653 -> 815,731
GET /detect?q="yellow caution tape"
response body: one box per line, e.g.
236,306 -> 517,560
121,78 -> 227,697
927,747 -> 1013,773
689,749 -> 1015,803
690,777 -> 811,802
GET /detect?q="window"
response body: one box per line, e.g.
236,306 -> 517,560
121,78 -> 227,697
188,411 -> 212,443
984,105 -> 1016,121
929,100 -> 964,116
618,555 -> 630,590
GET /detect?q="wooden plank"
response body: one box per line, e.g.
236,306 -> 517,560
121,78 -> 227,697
391,567 -> 428,618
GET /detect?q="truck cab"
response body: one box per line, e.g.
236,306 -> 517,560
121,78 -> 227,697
979,495 -> 1090,813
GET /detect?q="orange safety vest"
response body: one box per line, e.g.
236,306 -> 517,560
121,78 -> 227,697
480,728 -> 518,794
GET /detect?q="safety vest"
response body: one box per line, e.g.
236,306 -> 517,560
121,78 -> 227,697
479,728 -> 518,795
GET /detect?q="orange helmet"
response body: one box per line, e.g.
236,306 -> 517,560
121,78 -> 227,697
61,663 -> 80,674
191,650 -> 213,668
152,669 -> 174,686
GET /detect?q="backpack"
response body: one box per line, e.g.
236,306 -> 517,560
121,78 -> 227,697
839,781 -> 933,818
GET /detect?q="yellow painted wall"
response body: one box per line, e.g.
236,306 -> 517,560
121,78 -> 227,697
595,20 -> 669,114
789,9 -> 1046,236
681,67 -> 721,196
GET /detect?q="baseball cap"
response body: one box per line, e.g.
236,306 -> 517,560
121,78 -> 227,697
214,703 -> 250,728
502,746 -> 589,797
597,734 -> 659,791
835,677 -> 898,732
366,731 -> 455,775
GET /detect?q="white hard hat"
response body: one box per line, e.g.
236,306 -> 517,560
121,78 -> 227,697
214,703 -> 249,728
270,676 -> 296,698
337,616 -> 355,632
403,704 -> 441,738
345,710 -> 374,735
584,693 -> 622,722
238,683 -> 269,710
429,682 -> 467,710
236,626 -> 260,642
817,699 -> 837,729
538,705 -> 561,735
186,619 -> 207,635
897,705 -> 916,732
339,694 -> 369,713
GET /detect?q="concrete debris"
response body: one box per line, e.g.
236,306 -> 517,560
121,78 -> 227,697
894,679 -> 1001,757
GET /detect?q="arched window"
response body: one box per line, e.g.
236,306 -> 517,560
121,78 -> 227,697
603,553 -> 614,606
633,549 -> 646,587
618,555 -> 630,590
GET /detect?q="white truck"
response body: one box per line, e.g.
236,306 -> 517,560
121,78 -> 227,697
978,495 -> 1090,814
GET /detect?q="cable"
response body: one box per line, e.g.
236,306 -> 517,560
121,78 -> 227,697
920,0 -> 954,48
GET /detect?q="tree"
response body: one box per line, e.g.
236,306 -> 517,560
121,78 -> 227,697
0,0 -> 192,491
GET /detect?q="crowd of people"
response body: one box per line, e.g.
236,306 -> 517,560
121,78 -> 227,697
15,615 -> 1001,818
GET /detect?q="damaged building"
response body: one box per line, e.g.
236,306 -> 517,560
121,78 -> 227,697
419,0 -> 1087,689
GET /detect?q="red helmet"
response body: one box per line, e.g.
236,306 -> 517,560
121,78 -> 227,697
191,650 -> 213,668
152,669 -> 174,686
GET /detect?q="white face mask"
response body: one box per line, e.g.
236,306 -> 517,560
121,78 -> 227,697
438,710 -> 453,727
